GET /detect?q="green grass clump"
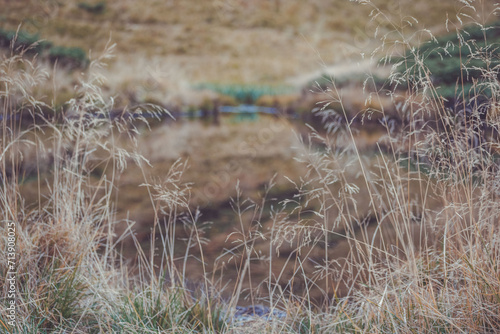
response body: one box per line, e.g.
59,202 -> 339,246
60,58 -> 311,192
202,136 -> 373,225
393,19 -> 500,103
0,28 -> 88,69
1,1 -> 500,333
48,45 -> 89,69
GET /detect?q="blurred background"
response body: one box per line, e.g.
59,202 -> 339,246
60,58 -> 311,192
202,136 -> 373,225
2,0 -> 499,302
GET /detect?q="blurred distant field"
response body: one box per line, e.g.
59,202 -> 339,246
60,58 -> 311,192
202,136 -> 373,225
1,0 -> 497,91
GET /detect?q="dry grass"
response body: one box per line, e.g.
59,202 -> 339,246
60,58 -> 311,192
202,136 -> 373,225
1,1 -> 500,333
2,0 -> 497,89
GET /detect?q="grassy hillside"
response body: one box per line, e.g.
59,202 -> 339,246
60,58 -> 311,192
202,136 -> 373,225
1,1 -> 500,333
1,0 -> 497,88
